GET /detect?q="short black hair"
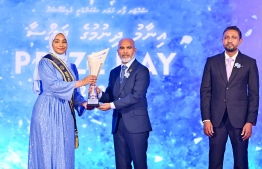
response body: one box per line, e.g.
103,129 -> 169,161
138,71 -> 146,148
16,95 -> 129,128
223,26 -> 242,39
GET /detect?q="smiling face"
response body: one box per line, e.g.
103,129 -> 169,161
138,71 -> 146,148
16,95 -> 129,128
52,33 -> 68,55
117,38 -> 136,64
222,29 -> 242,55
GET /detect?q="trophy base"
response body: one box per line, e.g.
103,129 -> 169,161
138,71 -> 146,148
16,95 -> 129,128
87,98 -> 99,107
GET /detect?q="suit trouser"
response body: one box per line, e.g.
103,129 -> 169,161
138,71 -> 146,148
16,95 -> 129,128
113,116 -> 149,169
209,112 -> 249,169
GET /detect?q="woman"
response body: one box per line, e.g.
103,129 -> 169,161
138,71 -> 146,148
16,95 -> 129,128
28,30 -> 96,168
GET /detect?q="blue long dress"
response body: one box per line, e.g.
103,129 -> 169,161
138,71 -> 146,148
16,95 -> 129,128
28,58 -> 86,169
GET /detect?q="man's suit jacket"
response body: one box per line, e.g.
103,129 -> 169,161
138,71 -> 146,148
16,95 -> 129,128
200,51 -> 259,128
100,59 -> 152,134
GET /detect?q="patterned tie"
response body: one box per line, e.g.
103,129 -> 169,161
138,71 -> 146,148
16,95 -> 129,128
120,65 -> 127,84
226,57 -> 233,81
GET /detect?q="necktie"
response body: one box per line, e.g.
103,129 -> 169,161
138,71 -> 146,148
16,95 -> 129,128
120,65 -> 127,83
226,58 -> 233,81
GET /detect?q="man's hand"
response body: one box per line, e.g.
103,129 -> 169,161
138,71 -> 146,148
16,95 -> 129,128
97,103 -> 111,111
203,121 -> 214,137
241,122 -> 253,140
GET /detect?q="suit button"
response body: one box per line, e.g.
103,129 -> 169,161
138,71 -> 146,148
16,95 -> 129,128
224,99 -> 226,101
226,87 -> 229,89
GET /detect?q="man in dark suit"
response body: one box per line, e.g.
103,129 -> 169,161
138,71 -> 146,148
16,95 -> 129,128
200,26 -> 259,169
97,37 -> 152,169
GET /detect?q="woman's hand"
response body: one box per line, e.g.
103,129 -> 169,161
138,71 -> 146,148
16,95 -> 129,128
82,75 -> 97,85
76,75 -> 97,88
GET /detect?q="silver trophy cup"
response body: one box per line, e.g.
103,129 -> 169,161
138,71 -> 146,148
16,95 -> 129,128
87,48 -> 109,106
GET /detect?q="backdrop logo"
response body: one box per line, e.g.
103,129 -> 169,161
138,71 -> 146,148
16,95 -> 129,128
15,51 -> 176,75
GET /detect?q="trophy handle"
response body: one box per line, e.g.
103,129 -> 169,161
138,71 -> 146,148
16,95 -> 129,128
89,84 -> 97,99
87,84 -> 99,106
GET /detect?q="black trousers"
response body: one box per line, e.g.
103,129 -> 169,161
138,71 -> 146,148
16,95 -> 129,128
209,112 -> 249,169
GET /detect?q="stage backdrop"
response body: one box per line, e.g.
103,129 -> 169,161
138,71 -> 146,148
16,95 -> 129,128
0,0 -> 261,168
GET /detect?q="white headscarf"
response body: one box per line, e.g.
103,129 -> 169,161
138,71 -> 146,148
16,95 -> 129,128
33,30 -> 69,94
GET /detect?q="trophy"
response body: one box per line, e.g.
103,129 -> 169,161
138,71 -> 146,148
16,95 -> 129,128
87,48 -> 109,106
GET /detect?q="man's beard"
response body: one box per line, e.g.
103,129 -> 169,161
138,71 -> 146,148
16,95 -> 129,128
224,44 -> 238,52
121,55 -> 134,63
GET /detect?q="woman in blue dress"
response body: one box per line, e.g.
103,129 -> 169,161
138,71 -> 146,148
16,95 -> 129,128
28,30 -> 96,169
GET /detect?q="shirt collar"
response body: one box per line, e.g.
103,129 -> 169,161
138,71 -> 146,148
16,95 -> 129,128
225,50 -> 238,61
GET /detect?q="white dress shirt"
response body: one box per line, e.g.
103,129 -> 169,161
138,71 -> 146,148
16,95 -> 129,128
98,57 -> 136,109
203,50 -> 239,123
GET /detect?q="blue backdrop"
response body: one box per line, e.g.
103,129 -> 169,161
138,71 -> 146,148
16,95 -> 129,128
0,0 -> 261,168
